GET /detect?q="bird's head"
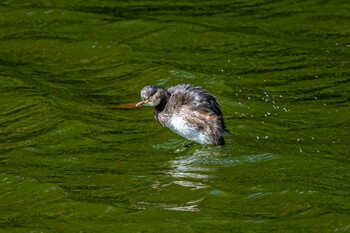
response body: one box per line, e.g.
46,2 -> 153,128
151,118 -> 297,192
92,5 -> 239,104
136,86 -> 170,107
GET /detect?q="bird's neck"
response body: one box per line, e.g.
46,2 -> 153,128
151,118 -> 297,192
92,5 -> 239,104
155,92 -> 170,113
153,92 -> 170,124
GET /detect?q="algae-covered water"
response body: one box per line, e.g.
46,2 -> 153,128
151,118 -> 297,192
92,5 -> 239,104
0,0 -> 349,232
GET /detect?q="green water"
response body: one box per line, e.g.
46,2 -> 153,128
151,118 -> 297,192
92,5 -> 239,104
0,0 -> 349,232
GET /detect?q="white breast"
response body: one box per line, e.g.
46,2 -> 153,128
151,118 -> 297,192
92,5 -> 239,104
167,115 -> 212,145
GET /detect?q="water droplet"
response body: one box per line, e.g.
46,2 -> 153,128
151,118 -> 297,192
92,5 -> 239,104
210,189 -> 225,195
44,9 -> 53,14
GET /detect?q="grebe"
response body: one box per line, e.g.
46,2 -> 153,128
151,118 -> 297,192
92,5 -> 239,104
136,84 -> 229,146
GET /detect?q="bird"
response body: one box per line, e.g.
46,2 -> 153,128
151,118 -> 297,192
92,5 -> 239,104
136,84 -> 229,146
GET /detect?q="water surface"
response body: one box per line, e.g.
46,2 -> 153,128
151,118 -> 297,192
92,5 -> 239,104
0,0 -> 349,232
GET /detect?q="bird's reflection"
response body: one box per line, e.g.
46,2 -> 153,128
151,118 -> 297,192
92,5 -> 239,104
166,148 -> 217,190
136,147 -> 218,212
142,140 -> 278,212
